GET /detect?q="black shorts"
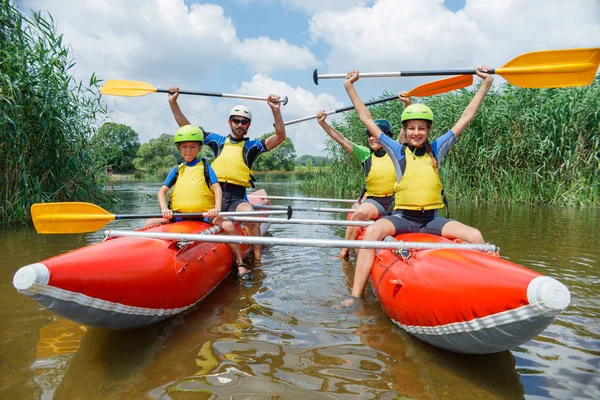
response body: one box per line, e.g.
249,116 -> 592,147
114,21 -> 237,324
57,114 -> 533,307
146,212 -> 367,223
383,209 -> 452,236
363,196 -> 393,218
220,182 -> 250,212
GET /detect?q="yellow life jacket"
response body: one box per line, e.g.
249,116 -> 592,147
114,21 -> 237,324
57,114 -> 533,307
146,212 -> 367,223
170,161 -> 215,212
394,146 -> 444,210
365,153 -> 396,197
210,138 -> 253,187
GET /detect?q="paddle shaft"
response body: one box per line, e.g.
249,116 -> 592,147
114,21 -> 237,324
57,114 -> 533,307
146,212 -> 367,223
105,230 -> 498,252
283,95 -> 396,126
156,88 -> 288,105
247,194 -> 357,203
254,205 -> 352,213
112,209 -> 291,220
228,216 -> 372,227
314,69 -> 495,83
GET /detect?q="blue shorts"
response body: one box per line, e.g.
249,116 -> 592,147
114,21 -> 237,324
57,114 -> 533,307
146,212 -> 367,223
383,209 -> 451,236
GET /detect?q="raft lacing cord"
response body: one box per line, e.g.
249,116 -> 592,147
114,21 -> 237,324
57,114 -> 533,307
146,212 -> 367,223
384,236 -> 411,259
177,197 -> 270,246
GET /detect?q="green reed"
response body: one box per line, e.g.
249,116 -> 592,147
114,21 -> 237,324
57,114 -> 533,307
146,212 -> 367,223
1,1 -> 109,224
300,77 -> 600,206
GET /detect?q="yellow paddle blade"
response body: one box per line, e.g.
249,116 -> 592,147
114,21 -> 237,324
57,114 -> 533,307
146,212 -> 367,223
100,80 -> 158,97
31,202 -> 115,234
408,75 -> 473,97
498,47 -> 600,88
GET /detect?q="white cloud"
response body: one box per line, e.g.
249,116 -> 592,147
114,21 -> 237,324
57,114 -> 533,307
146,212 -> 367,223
235,74 -> 346,155
309,0 -> 600,73
22,0 -> 318,80
282,0 -> 371,14
237,37 -> 318,73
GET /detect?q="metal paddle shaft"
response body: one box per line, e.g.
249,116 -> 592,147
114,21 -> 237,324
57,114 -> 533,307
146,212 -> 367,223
113,210 -> 292,219
314,69 -> 489,83
156,88 -> 289,105
247,194 -> 357,204
227,216 -> 372,227
255,205 -> 353,213
283,95 -> 396,126
105,230 -> 498,252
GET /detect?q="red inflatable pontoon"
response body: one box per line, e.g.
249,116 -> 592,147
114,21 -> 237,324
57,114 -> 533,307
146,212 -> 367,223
13,190 -> 271,329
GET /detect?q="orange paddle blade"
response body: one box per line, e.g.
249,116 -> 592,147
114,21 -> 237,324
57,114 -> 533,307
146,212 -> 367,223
498,47 -> 600,88
100,80 -> 158,97
407,75 -> 473,97
31,202 -> 115,234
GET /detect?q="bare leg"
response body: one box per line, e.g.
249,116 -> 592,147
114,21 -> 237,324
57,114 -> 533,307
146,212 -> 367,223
339,202 -> 379,258
213,216 -> 249,276
236,201 -> 261,261
340,219 -> 396,307
441,221 -> 485,244
144,218 -> 169,227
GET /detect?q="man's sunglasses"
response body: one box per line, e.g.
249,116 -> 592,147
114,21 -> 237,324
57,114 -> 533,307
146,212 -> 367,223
230,117 -> 251,125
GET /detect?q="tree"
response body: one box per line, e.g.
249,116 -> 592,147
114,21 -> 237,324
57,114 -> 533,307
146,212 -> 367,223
133,133 -> 179,175
133,133 -> 215,178
296,155 -> 330,167
92,122 -> 140,172
252,133 -> 296,171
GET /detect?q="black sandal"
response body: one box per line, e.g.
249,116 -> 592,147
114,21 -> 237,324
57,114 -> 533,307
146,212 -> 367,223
236,263 -> 252,281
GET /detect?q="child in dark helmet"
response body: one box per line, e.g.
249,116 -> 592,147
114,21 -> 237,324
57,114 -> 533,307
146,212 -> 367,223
316,96 -> 410,257
341,67 -> 494,306
145,125 -> 251,280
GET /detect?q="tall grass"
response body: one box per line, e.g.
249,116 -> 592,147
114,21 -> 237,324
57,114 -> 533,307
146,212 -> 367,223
1,1 -> 109,224
300,78 -> 600,206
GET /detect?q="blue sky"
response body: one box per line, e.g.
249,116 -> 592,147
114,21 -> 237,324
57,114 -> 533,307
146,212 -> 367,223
18,0 -> 600,155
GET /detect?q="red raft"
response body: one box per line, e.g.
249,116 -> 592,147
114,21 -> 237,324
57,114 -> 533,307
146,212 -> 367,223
367,232 -> 571,354
13,190 -> 270,330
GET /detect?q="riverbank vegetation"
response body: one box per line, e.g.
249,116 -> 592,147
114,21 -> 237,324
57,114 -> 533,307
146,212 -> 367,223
300,77 -> 600,206
1,1 -> 110,224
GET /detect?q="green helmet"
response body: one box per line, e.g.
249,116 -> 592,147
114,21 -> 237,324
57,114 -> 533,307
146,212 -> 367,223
401,104 -> 433,123
174,125 -> 204,144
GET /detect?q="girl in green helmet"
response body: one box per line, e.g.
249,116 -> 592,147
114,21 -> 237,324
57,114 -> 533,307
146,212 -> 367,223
340,67 -> 494,306
316,95 -> 411,258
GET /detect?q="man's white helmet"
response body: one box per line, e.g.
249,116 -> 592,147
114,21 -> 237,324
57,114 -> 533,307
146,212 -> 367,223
229,105 -> 252,121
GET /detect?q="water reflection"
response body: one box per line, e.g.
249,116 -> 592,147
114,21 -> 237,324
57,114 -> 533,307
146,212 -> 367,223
0,181 -> 598,399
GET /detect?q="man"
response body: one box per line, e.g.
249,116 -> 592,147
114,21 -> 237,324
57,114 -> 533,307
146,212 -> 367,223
168,87 -> 286,261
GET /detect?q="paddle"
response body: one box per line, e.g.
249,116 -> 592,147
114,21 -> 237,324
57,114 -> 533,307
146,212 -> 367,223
100,79 -> 289,105
283,75 -> 472,126
106,229 -> 499,252
313,47 -> 600,88
31,202 -> 293,234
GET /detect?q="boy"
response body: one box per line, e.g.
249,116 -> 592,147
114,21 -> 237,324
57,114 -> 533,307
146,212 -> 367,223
145,125 -> 251,280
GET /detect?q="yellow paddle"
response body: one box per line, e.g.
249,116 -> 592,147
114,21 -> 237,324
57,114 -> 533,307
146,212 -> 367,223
31,202 -> 292,234
313,47 -> 600,88
284,74 -> 473,125
100,80 -> 289,104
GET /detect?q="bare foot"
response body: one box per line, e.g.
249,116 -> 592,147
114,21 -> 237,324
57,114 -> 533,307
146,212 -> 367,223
333,297 -> 358,309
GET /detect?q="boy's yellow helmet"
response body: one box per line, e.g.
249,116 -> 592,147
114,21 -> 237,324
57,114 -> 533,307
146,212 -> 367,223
174,125 -> 204,143
401,104 -> 433,122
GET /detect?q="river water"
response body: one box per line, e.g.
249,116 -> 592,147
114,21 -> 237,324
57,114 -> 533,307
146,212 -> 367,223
0,181 -> 598,399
